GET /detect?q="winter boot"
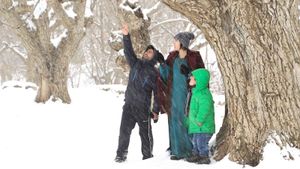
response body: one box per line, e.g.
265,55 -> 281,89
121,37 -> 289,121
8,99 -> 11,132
170,155 -> 184,160
114,155 -> 127,163
142,155 -> 153,160
197,156 -> 211,164
186,154 -> 201,163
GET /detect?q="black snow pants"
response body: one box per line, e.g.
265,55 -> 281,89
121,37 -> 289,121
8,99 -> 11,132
116,103 -> 153,160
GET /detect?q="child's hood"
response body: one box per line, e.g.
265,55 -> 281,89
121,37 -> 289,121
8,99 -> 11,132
191,68 -> 210,91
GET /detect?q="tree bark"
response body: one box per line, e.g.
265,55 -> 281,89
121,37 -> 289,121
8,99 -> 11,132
163,0 -> 300,166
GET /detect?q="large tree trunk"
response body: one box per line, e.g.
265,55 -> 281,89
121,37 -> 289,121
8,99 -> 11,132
163,0 -> 300,166
35,46 -> 72,103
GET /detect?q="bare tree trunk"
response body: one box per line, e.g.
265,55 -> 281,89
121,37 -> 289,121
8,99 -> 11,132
35,46 -> 72,103
163,0 -> 300,166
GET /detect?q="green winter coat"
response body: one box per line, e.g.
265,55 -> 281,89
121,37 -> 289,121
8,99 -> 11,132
187,69 -> 215,134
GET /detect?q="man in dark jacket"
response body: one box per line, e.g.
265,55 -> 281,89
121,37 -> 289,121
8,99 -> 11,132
115,24 -> 160,163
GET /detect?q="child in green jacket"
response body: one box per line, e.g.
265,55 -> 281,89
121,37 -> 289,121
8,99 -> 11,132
186,68 -> 215,164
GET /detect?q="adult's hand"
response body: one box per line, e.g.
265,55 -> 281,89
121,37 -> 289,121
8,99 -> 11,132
121,24 -> 129,36
180,64 -> 191,76
156,51 -> 165,64
152,112 -> 159,123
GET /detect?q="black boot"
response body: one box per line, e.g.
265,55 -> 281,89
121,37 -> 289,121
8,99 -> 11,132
186,154 -> 201,163
115,155 -> 127,163
197,156 -> 211,164
143,155 -> 153,160
170,156 -> 184,160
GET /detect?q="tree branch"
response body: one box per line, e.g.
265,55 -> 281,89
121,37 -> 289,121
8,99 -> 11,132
47,0 -> 74,29
143,1 -> 161,16
1,42 -> 27,63
149,18 -> 190,31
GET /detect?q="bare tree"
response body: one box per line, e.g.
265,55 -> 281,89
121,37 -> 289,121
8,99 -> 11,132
0,0 -> 95,103
163,0 -> 300,166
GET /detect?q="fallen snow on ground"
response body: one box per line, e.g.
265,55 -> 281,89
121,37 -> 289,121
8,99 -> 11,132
0,84 -> 299,169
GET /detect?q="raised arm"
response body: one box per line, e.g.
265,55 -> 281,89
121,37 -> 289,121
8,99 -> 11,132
122,24 -> 138,68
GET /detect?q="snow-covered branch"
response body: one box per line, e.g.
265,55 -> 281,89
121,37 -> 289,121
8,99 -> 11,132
142,1 -> 161,17
1,41 -> 27,62
149,18 -> 190,30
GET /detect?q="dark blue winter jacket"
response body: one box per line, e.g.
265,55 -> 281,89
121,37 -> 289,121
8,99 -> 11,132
123,34 -> 160,114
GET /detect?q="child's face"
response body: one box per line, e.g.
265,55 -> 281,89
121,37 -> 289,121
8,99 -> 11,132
189,76 -> 196,86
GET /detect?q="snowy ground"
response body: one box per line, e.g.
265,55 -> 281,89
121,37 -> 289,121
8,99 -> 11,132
0,84 -> 299,169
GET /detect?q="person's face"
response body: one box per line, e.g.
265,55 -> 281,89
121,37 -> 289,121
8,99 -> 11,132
143,49 -> 154,60
173,39 -> 181,51
189,76 -> 196,86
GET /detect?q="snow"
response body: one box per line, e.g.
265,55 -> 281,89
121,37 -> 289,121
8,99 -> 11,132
85,0 -> 94,17
119,0 -> 141,15
0,84 -> 299,169
50,28 -> 68,48
118,49 -> 125,56
110,30 -> 123,40
10,0 -> 18,8
149,18 -> 190,30
2,41 -> 27,59
33,0 -> 47,19
128,0 -> 139,3
142,1 -> 161,18
119,1 -> 135,13
27,0 -> 37,6
48,8 -> 56,28
21,14 -> 37,31
118,0 -> 150,20
14,0 -> 44,27
1,80 -> 37,90
62,2 -> 77,19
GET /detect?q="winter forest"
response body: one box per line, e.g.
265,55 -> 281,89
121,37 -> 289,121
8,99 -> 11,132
0,0 -> 300,169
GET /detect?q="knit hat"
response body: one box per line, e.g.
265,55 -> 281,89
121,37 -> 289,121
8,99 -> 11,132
174,32 -> 195,49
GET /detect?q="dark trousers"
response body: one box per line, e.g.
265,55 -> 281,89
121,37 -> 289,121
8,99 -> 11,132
116,103 -> 153,160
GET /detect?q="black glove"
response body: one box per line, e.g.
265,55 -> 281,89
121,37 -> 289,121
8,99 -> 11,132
156,51 -> 165,64
180,64 -> 191,77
